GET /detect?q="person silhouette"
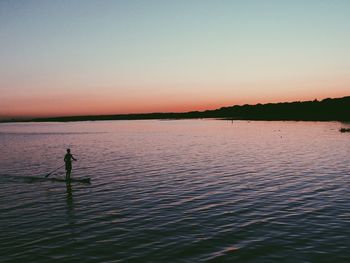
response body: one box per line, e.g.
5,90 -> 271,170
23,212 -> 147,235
64,148 -> 77,182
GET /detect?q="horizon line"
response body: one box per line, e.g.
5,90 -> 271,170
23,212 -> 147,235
1,95 -> 349,122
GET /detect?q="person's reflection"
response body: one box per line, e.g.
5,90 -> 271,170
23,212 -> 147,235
66,183 -> 74,215
65,182 -> 77,246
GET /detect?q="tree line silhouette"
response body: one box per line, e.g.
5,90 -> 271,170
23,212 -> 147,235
2,96 -> 350,123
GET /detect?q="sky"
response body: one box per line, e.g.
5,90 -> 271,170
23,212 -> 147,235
0,0 -> 349,118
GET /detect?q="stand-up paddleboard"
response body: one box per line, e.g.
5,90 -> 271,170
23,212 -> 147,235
5,175 -> 91,184
50,177 -> 91,184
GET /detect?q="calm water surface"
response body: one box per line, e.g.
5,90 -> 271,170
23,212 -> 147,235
0,120 -> 350,262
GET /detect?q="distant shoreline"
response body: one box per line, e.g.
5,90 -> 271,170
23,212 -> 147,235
2,96 -> 350,123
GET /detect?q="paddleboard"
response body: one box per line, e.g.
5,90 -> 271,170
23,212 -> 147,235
50,177 -> 91,184
5,175 -> 91,184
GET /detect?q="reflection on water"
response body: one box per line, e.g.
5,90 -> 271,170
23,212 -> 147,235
0,120 -> 350,262
65,182 -> 77,244
66,183 -> 74,214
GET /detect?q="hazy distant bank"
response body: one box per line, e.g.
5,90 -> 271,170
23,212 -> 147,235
2,96 -> 350,123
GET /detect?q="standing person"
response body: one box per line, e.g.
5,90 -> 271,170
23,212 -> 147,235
64,148 -> 77,181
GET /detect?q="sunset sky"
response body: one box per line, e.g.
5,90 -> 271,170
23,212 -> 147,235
0,0 -> 349,118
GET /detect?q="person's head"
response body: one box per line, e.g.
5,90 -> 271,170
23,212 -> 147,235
67,148 -> 71,153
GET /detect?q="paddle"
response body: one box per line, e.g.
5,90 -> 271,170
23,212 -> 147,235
44,165 -> 64,178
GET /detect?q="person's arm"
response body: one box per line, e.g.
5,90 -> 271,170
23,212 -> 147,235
72,155 -> 77,161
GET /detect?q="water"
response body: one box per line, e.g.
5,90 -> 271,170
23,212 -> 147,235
0,120 -> 350,262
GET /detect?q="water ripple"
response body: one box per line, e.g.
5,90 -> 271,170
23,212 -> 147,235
1,120 -> 350,262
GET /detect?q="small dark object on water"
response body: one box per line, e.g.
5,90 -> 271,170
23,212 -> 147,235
340,128 -> 350,133
51,177 -> 91,184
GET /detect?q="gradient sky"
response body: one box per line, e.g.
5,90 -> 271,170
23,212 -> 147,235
1,0 -> 349,118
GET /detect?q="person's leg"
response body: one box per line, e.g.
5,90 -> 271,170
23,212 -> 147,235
67,169 -> 71,181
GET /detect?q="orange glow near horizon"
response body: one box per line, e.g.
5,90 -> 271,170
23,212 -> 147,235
2,67 -> 349,119
2,88 -> 349,119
